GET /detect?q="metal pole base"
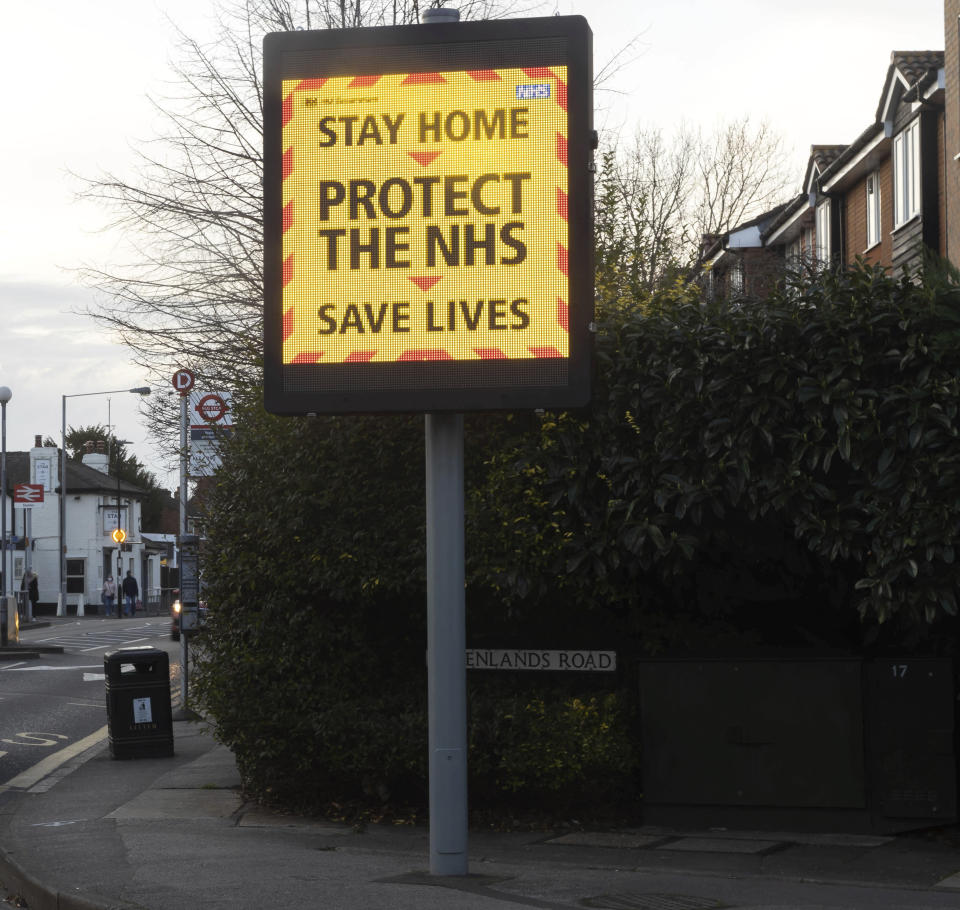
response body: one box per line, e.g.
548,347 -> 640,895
425,413 -> 468,876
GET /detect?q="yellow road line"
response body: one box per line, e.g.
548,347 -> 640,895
1,725 -> 108,791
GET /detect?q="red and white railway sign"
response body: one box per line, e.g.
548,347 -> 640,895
13,483 -> 44,507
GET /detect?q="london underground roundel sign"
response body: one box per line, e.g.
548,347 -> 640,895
263,15 -> 593,414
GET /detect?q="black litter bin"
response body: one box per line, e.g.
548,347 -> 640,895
105,647 -> 174,759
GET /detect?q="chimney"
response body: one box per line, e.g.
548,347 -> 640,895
34,435 -> 42,448
96,440 -> 106,454
82,442 -> 110,474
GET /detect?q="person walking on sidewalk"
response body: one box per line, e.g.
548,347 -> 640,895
122,570 -> 139,617
102,576 -> 117,617
20,570 -> 39,622
28,571 -> 39,621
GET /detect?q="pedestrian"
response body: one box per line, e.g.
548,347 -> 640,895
102,576 -> 117,617
19,571 -> 38,622
122,570 -> 139,617
27,571 -> 39,622
19,572 -> 28,620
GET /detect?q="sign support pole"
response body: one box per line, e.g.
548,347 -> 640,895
25,509 -> 32,622
180,392 -> 189,710
425,412 -> 468,876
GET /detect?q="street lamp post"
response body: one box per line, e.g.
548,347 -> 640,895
59,387 -> 151,613
114,439 -> 132,616
0,386 -> 11,602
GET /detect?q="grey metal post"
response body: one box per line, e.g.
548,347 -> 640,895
425,412 -> 468,876
180,393 -> 189,708
60,394 -> 66,610
0,389 -> 9,643
0,390 -> 8,601
25,510 -> 32,623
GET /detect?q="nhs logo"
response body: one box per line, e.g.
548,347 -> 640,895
516,83 -> 551,101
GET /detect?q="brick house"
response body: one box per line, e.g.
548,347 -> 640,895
703,22 -> 953,289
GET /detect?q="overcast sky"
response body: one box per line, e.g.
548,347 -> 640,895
0,0 -> 946,489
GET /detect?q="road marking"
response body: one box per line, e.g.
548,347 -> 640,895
80,637 -> 149,652
31,819 -> 86,828
1,733 -> 69,747
2,665 -> 103,672
2,725 -> 108,791
936,871 -> 960,889
0,662 -> 28,670
83,673 -> 106,682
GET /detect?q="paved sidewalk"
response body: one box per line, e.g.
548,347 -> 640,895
1,718 -> 960,910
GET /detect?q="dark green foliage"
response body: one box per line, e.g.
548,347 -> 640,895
195,262 -> 960,815
193,400 -> 635,810
470,263 -> 960,645
468,683 -> 638,808
192,402 -> 430,805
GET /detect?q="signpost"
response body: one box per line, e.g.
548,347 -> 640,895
263,13 -> 593,877
13,484 -> 43,624
173,370 -> 193,714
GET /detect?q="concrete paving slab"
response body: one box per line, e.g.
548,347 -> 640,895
695,829 -> 893,848
544,832 -> 668,849
152,745 -> 242,791
237,808 -> 347,831
107,788 -> 242,819
656,836 -> 785,855
934,871 -> 960,889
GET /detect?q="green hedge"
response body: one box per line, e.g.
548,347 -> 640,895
194,260 -> 960,816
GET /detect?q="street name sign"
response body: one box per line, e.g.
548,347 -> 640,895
465,649 -> 616,671
263,15 -> 593,414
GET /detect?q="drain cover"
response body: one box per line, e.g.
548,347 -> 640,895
582,894 -> 728,910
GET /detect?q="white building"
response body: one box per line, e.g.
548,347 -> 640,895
3,437 -> 159,613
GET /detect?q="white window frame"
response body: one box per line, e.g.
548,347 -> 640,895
893,119 -> 921,228
728,258 -> 744,297
865,171 -> 882,249
815,199 -> 831,266
786,236 -> 802,268
66,558 -> 86,595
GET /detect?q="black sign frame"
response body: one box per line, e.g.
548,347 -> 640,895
263,15 -> 593,414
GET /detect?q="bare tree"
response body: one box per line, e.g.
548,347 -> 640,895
595,117 -> 796,301
692,117 -> 794,241
76,0 -> 529,455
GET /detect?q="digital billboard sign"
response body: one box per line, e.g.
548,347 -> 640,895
263,16 -> 593,413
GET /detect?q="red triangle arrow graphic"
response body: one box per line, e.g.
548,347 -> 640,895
409,276 -> 442,292
408,151 -> 441,167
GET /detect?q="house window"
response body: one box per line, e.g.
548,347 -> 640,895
866,171 -> 882,249
66,558 -> 86,595
800,225 -> 815,267
728,259 -> 744,297
893,119 -> 921,227
786,236 -> 802,268
815,199 -> 831,265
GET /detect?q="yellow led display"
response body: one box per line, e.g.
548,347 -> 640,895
280,67 -> 571,366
